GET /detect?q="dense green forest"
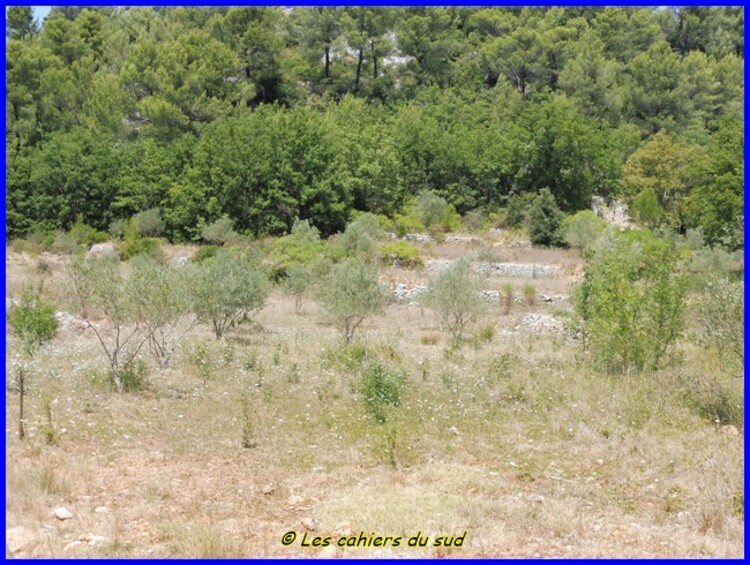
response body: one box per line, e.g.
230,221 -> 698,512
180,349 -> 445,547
5,7 -> 744,248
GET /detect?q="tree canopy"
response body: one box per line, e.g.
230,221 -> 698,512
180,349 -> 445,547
6,7 -> 744,246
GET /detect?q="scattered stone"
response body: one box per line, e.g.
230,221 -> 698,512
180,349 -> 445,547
301,517 -> 319,531
53,507 -> 73,521
404,233 -> 434,242
390,283 -> 428,301
448,426 -> 460,435
94,506 -> 109,514
526,494 -> 545,503
54,311 -> 89,332
318,545 -> 339,558
86,242 -> 117,258
172,256 -> 189,267
479,290 -> 499,303
425,259 -> 454,272
444,234 -> 485,246
6,526 -> 34,554
475,262 -> 560,278
518,314 -> 565,334
83,534 -> 108,546
261,484 -> 275,496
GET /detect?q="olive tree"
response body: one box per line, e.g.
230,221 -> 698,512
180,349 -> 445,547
69,256 -> 149,393
320,259 -> 385,344
421,259 -> 483,344
128,256 -> 197,368
188,249 -> 270,339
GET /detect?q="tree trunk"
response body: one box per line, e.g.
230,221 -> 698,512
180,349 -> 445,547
372,41 -> 378,79
17,368 -> 25,440
354,48 -> 364,91
324,45 -> 331,78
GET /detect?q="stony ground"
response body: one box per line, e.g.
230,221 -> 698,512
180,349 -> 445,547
5,233 -> 744,558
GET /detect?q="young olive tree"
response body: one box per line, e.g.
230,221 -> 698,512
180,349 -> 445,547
8,284 -> 58,439
320,259 -> 385,344
188,249 -> 270,339
69,256 -> 149,393
421,259 -> 483,344
575,234 -> 687,373
128,256 -> 197,368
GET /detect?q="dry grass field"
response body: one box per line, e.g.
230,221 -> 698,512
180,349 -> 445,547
5,234 -> 744,558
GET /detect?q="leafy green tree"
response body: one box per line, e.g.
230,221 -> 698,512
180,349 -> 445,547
421,259 -> 482,344
188,249 -> 270,339
68,256 -> 150,393
528,188 -> 565,247
563,210 -> 606,252
575,233 -> 687,373
128,256 -> 196,368
320,259 -> 385,344
6,7 -> 39,40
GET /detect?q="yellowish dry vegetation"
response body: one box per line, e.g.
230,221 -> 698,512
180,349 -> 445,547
5,239 -> 743,558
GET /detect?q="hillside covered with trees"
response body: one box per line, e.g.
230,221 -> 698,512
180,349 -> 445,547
5,6 -> 744,248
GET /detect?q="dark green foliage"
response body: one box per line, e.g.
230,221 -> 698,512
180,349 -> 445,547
361,361 -> 405,423
3,8 -> 743,244
576,233 -> 688,373
8,285 -> 58,358
527,189 -> 565,247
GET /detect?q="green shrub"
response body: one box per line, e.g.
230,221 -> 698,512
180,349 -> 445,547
421,259 -> 483,344
132,208 -> 165,237
320,259 -> 385,344
120,359 -> 149,392
361,361 -> 405,423
8,284 -> 58,358
575,233 -> 687,373
528,188 -> 565,247
462,209 -> 486,232
68,215 -> 109,248
188,249 -> 270,339
379,241 -> 423,268
522,283 -> 537,307
501,283 -> 514,315
413,191 -> 460,231
563,210 -> 606,252
191,245 -> 220,263
267,219 -> 326,279
337,213 -> 384,261
631,188 -> 663,228
201,215 -> 240,245
504,192 -> 537,228
393,213 -> 425,238
120,236 -> 163,261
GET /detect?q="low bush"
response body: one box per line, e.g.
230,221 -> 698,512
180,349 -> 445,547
361,361 -> 405,423
379,241 -> 423,268
191,245 -> 220,263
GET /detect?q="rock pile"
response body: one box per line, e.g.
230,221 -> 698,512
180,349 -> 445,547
391,284 -> 428,301
86,242 -> 117,258
404,233 -> 434,242
517,313 -> 565,334
475,262 -> 560,278
444,234 -> 485,246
